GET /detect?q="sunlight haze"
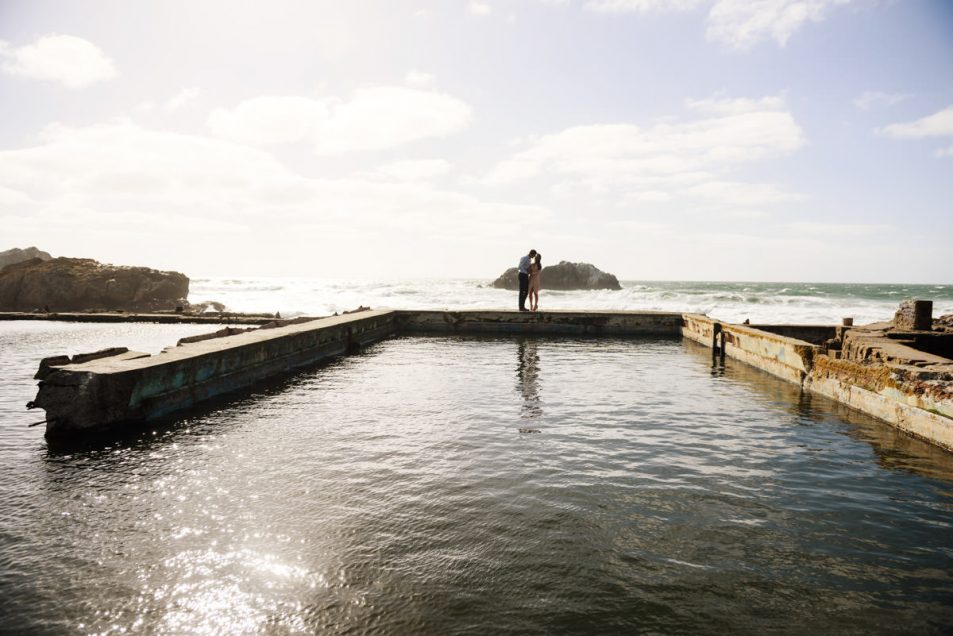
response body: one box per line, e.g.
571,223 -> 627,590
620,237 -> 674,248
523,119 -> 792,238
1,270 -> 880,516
1,0 -> 951,282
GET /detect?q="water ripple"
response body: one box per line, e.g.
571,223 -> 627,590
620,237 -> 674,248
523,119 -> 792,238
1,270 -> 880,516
2,326 -> 953,633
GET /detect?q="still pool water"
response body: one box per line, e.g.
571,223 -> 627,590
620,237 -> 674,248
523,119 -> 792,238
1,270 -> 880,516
2,321 -> 953,634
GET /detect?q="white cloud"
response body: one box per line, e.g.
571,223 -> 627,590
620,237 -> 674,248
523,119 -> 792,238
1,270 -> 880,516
370,159 -> 452,181
880,105 -> 953,139
166,87 -> 202,111
404,70 -> 435,89
209,86 -> 472,154
853,90 -> 913,111
706,0 -> 854,49
0,121 -> 544,264
0,34 -> 117,88
684,180 -> 799,206
585,0 -> 706,13
879,106 -> 953,157
788,222 -> 893,234
209,96 -> 325,145
481,95 -> 804,210
469,1 -> 493,16
582,0 -> 853,49
686,94 -> 787,115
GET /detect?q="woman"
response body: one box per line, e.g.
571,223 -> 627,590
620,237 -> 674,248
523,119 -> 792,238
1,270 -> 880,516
528,253 -> 542,312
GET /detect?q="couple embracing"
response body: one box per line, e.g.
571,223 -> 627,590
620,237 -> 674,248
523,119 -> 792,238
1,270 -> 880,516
517,249 -> 543,312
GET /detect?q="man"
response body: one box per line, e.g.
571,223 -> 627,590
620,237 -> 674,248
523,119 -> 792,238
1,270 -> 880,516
517,249 -> 537,311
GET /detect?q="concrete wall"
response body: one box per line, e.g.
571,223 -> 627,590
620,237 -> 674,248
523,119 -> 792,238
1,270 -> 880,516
397,310 -> 684,336
684,314 -> 953,453
681,314 -> 818,385
33,310 -> 398,436
805,356 -> 953,451
28,308 -> 953,453
747,325 -> 837,345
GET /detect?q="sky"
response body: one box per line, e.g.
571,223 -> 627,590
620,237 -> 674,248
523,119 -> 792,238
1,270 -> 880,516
0,0 -> 951,282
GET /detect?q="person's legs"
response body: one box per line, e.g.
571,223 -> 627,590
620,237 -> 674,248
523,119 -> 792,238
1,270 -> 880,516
530,288 -> 539,311
518,273 -> 529,310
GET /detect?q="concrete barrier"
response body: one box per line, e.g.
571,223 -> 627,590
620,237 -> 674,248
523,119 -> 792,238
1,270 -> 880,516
31,309 -> 398,437
397,309 -> 684,335
681,314 -> 818,385
683,314 -> 953,452
805,356 -> 953,451
25,308 -> 953,453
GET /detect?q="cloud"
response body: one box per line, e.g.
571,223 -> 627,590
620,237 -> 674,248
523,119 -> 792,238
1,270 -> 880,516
684,180 -> 799,206
585,0 -> 705,13
787,221 -> 893,235
706,0 -> 854,49
0,121 -> 544,262
369,159 -> 452,181
404,70 -> 435,89
0,34 -> 117,88
880,106 -> 953,139
685,94 -> 787,115
879,105 -> 953,157
469,1 -> 493,15
209,96 -> 325,145
209,86 -> 473,154
480,94 -> 804,210
166,87 -> 202,111
582,0 -> 854,49
853,90 -> 913,111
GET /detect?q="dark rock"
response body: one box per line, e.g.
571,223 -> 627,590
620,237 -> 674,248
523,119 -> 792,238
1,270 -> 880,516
490,261 -> 622,291
0,257 -> 189,312
0,246 -> 52,270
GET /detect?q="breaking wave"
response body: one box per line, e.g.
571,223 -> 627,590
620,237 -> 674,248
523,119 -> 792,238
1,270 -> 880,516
188,278 -> 953,325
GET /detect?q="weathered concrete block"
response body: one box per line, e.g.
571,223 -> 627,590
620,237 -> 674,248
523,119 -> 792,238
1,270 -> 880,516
894,299 -> 933,331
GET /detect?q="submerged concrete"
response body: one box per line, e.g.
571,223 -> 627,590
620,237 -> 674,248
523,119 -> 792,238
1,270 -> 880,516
26,307 -> 953,453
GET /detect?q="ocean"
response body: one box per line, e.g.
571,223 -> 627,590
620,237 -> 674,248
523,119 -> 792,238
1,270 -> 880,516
189,278 -> 953,326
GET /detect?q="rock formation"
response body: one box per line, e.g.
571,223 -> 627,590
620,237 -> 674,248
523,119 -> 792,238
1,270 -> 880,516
0,246 -> 52,270
0,257 -> 189,312
490,261 -> 622,291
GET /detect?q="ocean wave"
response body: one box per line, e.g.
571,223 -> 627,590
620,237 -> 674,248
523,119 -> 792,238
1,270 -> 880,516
186,277 -> 953,326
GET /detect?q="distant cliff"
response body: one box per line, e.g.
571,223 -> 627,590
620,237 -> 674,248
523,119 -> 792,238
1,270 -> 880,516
0,257 -> 189,312
0,246 -> 52,270
490,261 -> 622,291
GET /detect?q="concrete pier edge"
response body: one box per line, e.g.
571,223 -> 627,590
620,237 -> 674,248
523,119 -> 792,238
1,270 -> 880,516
25,308 -> 953,453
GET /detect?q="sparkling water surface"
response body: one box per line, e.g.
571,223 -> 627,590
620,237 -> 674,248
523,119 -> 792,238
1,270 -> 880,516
2,321 -> 953,634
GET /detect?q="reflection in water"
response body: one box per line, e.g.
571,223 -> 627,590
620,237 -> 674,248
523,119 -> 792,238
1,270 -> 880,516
516,339 -> 542,420
685,337 -> 953,484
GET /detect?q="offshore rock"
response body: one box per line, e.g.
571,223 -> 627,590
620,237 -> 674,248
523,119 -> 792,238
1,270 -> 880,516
490,261 -> 622,291
0,246 -> 52,270
0,257 -> 189,312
